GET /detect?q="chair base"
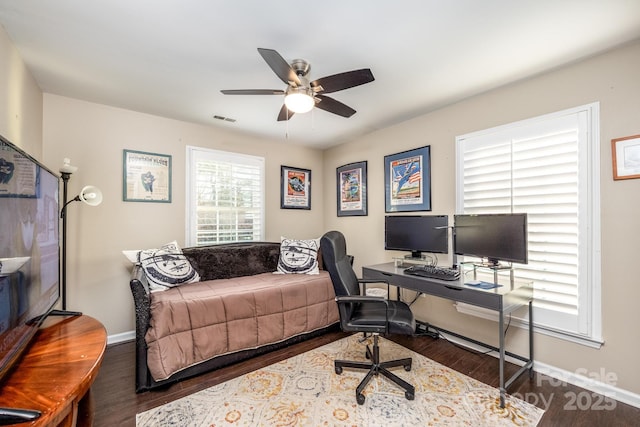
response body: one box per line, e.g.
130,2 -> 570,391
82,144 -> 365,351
334,335 -> 415,405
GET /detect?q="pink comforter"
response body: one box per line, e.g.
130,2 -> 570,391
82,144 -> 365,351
145,271 -> 338,380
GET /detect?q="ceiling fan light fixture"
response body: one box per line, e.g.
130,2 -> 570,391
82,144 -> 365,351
284,88 -> 314,113
221,48 -> 375,120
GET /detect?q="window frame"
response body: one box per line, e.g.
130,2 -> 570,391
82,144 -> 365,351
185,146 -> 265,247
455,103 -> 602,347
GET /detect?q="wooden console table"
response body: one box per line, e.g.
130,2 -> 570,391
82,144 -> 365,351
0,315 -> 106,426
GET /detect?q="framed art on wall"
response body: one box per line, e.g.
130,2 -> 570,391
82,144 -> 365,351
336,161 -> 367,216
280,165 -> 311,209
384,145 -> 431,212
612,134 -> 640,180
123,149 -> 172,202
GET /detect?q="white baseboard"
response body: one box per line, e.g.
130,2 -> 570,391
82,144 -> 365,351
534,360 -> 640,410
436,329 -> 640,410
107,330 -> 135,345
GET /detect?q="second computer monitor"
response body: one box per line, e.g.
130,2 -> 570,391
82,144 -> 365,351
453,213 -> 528,265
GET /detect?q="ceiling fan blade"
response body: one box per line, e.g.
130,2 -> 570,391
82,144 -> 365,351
311,69 -> 374,94
257,48 -> 302,87
315,94 -> 356,118
221,89 -> 285,95
277,104 -> 295,121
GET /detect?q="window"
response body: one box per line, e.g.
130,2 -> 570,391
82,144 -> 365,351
455,103 -> 601,345
186,146 -> 265,246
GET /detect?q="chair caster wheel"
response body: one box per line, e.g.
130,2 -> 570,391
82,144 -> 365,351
404,364 -> 412,372
405,391 -> 415,400
335,366 -> 343,375
357,393 -> 366,405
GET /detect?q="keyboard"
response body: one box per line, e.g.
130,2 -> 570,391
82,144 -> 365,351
403,264 -> 460,281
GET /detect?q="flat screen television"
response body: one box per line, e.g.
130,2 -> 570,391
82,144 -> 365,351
453,213 -> 528,265
0,135 -> 60,388
384,215 -> 449,258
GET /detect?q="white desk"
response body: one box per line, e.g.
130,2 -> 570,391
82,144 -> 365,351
362,262 -> 533,407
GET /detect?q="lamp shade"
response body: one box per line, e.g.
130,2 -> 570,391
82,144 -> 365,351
59,158 -> 78,174
78,186 -> 103,206
284,87 -> 314,113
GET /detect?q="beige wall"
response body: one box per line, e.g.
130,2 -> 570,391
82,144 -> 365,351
42,94 -> 326,336
3,18 -> 640,399
0,25 -> 42,156
324,40 -> 640,395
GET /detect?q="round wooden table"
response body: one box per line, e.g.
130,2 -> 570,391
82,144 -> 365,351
0,315 -> 107,427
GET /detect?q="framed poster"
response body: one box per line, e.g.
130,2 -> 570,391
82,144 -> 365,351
280,165 -> 311,209
336,161 -> 367,216
123,149 -> 172,202
612,134 -> 640,180
384,145 -> 431,212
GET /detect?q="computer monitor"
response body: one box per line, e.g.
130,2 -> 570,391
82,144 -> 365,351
384,215 -> 448,259
453,213 -> 528,266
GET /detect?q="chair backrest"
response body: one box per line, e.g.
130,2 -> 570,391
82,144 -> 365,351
320,230 -> 360,297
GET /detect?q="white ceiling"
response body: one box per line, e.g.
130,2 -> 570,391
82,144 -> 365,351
1,1 -> 639,149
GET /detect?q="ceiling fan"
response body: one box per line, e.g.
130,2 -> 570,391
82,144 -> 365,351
221,48 -> 375,121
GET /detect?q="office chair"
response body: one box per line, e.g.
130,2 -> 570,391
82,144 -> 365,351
320,230 -> 416,405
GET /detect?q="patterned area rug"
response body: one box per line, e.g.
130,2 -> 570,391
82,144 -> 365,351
137,335 -> 544,426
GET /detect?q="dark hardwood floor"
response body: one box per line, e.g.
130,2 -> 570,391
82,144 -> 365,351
92,332 -> 639,426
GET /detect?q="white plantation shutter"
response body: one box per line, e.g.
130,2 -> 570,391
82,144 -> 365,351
456,103 -> 601,343
186,147 -> 265,246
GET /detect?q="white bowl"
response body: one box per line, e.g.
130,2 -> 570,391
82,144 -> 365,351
0,257 -> 31,275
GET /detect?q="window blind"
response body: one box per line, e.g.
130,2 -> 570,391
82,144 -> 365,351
456,104 -> 601,342
186,147 -> 265,246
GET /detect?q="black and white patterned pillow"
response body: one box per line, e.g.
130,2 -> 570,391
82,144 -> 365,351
138,241 -> 200,291
276,237 -> 320,275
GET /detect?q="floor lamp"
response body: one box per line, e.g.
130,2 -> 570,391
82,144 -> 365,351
59,158 -> 103,311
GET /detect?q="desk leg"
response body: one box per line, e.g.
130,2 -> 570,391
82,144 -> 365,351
499,309 -> 506,408
529,300 -> 534,378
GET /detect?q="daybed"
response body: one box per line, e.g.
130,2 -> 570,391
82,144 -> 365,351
129,240 -> 340,392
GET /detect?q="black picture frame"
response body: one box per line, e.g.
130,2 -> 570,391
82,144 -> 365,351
336,161 -> 367,217
384,145 -> 431,212
280,165 -> 311,209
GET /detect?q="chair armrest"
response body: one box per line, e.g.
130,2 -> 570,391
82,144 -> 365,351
335,295 -> 389,306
